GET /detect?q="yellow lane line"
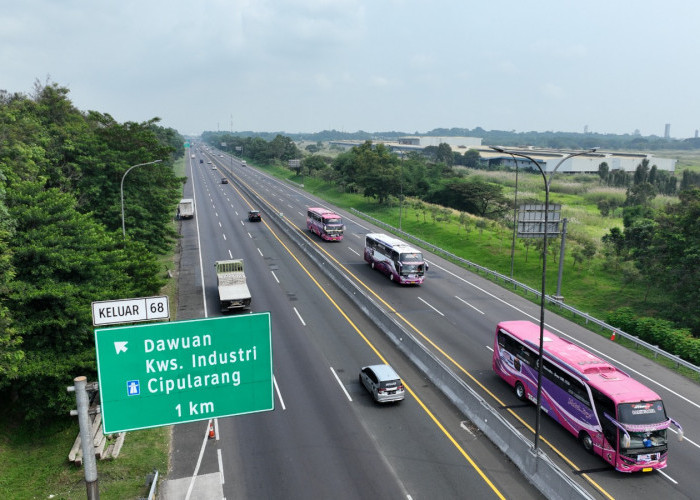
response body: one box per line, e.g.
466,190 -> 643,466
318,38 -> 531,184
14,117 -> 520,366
225,177 -> 507,499
228,170 -> 611,499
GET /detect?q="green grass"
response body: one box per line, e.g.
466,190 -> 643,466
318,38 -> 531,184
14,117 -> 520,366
256,162 -> 662,321
0,412 -> 169,499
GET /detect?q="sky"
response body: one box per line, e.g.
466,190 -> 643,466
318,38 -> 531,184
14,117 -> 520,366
2,0 -> 699,138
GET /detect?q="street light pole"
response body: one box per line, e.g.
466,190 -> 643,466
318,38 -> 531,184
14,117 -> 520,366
121,159 -> 163,238
399,154 -> 404,231
489,146 -> 597,452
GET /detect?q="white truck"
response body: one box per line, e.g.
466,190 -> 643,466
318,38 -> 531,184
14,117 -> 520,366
215,259 -> 252,312
178,199 -> 195,219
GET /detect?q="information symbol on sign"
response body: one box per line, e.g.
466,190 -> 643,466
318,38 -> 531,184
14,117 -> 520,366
127,380 -> 140,396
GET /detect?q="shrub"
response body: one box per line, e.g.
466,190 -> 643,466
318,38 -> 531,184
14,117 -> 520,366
607,308 -> 700,365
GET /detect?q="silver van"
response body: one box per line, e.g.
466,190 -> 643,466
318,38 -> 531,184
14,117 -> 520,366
359,364 -> 405,403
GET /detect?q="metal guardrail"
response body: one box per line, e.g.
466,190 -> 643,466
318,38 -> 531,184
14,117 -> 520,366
140,469 -> 158,500
349,208 -> 700,376
226,181 -> 590,498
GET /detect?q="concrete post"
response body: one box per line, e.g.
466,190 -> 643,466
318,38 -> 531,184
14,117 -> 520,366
74,376 -> 99,499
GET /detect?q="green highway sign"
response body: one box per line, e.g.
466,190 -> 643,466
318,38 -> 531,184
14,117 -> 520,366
95,313 -> 273,433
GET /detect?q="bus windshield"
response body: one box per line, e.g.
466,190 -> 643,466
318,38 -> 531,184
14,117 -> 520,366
324,217 -> 342,225
618,401 -> 667,425
400,252 -> 423,262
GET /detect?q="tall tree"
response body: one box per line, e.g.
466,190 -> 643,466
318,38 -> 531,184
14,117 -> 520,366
0,185 -> 22,389
5,180 -> 163,420
352,141 -> 400,204
638,188 -> 700,332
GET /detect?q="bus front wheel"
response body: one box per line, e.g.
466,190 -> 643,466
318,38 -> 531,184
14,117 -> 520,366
579,432 -> 594,454
514,381 -> 526,401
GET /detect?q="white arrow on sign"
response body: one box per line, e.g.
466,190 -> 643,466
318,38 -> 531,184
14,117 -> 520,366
114,341 -> 128,354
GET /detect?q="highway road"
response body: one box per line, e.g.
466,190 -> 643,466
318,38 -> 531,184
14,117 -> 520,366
177,146 -> 700,500
162,150 -> 545,499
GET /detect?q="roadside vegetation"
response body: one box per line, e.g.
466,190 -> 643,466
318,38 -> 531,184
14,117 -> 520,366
0,82 -> 180,498
203,133 -> 700,369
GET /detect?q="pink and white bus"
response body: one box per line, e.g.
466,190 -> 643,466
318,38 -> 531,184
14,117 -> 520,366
306,207 -> 345,241
364,233 -> 427,285
492,320 -> 683,472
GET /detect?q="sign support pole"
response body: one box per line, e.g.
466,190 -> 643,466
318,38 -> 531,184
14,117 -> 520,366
73,376 -> 100,499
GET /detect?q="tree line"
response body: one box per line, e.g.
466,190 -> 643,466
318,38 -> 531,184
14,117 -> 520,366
205,126 -> 700,152
0,82 -> 184,422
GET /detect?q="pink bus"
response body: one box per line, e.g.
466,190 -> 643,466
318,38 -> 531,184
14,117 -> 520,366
306,207 -> 345,241
364,233 -> 427,285
492,320 -> 683,472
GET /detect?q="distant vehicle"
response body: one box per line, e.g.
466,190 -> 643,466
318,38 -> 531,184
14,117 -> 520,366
221,178 -> 228,184
177,198 -> 194,219
215,259 -> 252,312
307,207 -> 345,241
241,160 -> 247,167
212,165 -> 217,170
493,320 -> 683,472
207,160 -> 212,164
364,233 -> 427,284
359,364 -> 405,403
191,154 -> 195,159
199,159 -> 203,164
248,210 -> 261,222
219,154 -> 223,157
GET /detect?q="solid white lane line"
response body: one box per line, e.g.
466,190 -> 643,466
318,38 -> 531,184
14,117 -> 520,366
184,419 -> 214,500
217,449 -> 225,484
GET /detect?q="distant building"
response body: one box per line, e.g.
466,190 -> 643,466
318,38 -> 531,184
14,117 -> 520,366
329,135 -> 481,153
327,138 -> 676,174
482,147 -> 676,174
665,123 -> 671,139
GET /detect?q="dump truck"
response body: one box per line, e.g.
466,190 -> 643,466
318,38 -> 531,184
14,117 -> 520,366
178,198 -> 195,219
215,259 -> 252,312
